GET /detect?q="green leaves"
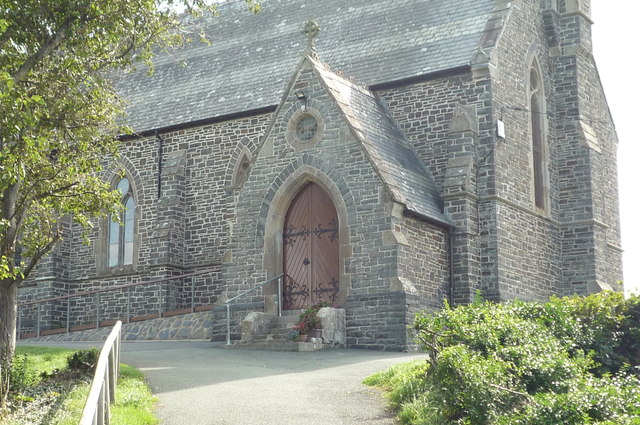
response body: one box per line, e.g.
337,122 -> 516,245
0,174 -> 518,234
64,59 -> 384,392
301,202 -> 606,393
1,0 -> 250,286
408,293 -> 640,425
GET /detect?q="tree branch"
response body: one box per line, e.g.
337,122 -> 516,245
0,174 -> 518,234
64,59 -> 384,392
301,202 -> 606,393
94,25 -> 163,73
11,165 -> 72,222
0,23 -> 14,52
12,17 -> 72,84
489,383 -> 530,398
15,232 -> 61,288
35,182 -> 80,200
41,190 -> 99,199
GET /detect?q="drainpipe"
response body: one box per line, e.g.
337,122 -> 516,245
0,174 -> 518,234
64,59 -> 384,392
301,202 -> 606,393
156,130 -> 163,200
448,226 -> 454,307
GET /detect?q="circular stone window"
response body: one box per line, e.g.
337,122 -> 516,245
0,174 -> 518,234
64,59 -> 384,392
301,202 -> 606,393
295,114 -> 319,142
286,107 -> 325,150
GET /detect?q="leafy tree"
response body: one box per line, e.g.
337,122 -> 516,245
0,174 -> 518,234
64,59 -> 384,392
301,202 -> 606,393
0,0 -> 259,408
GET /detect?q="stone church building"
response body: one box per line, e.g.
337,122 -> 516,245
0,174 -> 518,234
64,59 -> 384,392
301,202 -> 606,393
20,0 -> 623,350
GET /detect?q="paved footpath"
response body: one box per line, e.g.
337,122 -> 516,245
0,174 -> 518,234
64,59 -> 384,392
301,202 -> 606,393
29,341 -> 427,425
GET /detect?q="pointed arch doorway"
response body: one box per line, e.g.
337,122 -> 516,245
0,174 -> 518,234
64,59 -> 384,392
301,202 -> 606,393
283,182 -> 339,310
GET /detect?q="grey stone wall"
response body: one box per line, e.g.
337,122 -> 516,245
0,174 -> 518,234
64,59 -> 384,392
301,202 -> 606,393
17,267 -> 223,335
552,6 -> 623,291
379,74 -> 492,305
397,214 -> 450,312
16,281 -> 67,335
60,112 -> 269,276
346,292 -> 408,351
379,73 -> 491,192
20,310 -> 215,343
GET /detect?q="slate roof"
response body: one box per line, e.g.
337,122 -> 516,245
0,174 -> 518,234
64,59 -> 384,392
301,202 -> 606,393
115,0 -> 497,133
310,57 -> 450,225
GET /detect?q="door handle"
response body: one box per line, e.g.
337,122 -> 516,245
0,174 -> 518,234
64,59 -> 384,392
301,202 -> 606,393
303,258 -> 310,265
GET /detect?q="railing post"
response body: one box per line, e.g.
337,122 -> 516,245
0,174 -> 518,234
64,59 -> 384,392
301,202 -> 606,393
108,347 -> 116,403
36,303 -> 41,337
98,379 -> 105,425
277,276 -> 283,318
191,276 -> 195,313
158,282 -> 163,318
226,303 -> 231,345
126,286 -> 131,324
104,367 -> 111,425
66,297 -> 71,334
96,293 -> 100,329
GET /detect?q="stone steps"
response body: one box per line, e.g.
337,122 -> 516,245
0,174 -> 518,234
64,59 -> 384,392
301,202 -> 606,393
261,317 -> 298,340
233,311 -> 339,352
227,339 -> 331,352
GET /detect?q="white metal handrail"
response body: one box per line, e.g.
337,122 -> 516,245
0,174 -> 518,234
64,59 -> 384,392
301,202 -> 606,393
79,320 -> 122,425
225,274 -> 284,345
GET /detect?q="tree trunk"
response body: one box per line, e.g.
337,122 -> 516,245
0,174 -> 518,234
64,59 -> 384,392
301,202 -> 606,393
0,281 -> 17,408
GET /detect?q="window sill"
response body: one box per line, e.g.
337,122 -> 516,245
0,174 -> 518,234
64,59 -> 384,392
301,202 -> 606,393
98,264 -> 137,277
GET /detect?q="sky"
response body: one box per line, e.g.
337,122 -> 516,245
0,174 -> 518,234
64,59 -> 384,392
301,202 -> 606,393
591,3 -> 639,296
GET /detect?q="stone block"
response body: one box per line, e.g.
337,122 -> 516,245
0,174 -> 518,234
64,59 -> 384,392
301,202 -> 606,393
241,312 -> 274,343
317,307 -> 346,346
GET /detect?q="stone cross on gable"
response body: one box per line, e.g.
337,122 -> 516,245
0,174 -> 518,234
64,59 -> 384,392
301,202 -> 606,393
303,20 -> 320,58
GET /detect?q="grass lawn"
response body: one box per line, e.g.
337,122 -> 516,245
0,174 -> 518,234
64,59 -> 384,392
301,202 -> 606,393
1,346 -> 158,425
363,360 -> 433,425
14,346 -> 75,379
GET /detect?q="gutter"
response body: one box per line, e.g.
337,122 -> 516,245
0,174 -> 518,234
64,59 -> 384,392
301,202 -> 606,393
120,105 -> 278,141
369,65 -> 471,91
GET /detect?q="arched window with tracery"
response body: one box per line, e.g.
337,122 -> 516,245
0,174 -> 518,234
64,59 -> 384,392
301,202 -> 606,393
108,177 -> 136,267
529,61 -> 548,212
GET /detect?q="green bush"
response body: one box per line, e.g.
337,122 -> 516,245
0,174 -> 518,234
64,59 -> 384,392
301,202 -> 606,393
66,348 -> 99,372
367,292 -> 640,425
9,354 -> 38,393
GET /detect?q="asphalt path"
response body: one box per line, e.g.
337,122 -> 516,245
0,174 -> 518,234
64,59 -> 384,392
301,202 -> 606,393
26,341 -> 427,425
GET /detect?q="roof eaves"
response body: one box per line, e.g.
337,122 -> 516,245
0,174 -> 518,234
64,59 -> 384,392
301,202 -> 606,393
119,104 -> 277,140
403,207 -> 455,229
368,65 -> 470,91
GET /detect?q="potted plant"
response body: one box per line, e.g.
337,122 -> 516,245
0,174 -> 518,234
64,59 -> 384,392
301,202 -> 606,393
291,301 -> 331,341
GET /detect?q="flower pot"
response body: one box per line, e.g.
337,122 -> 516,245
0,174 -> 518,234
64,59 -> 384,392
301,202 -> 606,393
308,329 -> 322,339
298,334 -> 308,342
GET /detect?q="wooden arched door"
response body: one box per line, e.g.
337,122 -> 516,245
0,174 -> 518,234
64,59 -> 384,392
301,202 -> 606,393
283,183 -> 339,310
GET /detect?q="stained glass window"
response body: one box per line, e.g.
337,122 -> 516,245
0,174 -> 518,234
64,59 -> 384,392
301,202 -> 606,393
108,177 -> 135,267
295,115 -> 318,142
529,64 -> 547,211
